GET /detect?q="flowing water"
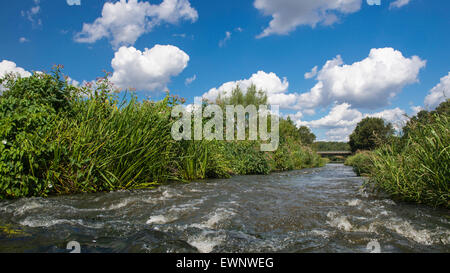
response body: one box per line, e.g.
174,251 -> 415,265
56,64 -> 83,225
0,164 -> 448,253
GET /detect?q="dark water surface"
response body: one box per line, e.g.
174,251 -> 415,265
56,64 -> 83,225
0,164 -> 448,253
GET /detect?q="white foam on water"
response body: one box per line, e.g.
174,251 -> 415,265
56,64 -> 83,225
146,215 -> 175,225
205,208 -> 236,228
13,201 -> 44,216
360,218 -> 450,246
310,229 -> 331,238
190,207 -> 236,230
327,211 -> 353,232
19,218 -> 104,229
107,199 -> 134,210
188,231 -> 225,253
385,220 -> 435,245
347,199 -> 362,207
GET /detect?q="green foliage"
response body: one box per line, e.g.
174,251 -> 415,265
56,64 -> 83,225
280,118 -> 316,145
402,99 -> 450,141
177,140 -> 232,180
0,68 -> 76,199
349,117 -> 395,153
0,67 -> 326,200
47,95 -> 178,194
368,113 -> 449,208
344,151 -> 373,176
347,101 -> 450,208
215,84 -> 268,108
223,141 -> 271,175
313,141 -> 350,151
1,66 -> 78,115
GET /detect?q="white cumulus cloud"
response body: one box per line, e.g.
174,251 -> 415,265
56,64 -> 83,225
367,107 -> 408,131
290,103 -> 410,141
308,103 -> 363,129
254,0 -> 362,38
75,0 -> 198,48
110,45 -> 190,92
0,60 -> 32,79
0,60 -> 32,92
424,72 -> 450,110
202,71 -> 298,108
296,47 -> 426,110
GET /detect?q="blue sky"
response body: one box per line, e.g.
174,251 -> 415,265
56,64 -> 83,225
0,0 -> 449,141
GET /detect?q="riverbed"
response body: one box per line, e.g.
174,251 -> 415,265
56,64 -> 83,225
0,164 -> 448,253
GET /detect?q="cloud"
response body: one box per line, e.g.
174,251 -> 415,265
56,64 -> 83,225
75,0 -> 198,48
410,105 -> 423,115
22,0 -> 42,27
304,66 -> 318,79
296,47 -> 426,110
203,71 -> 297,108
219,31 -> 232,47
254,0 -> 362,38
390,0 -> 411,9
367,107 -> 408,131
325,127 -> 354,142
185,74 -> 196,85
290,103 -> 410,141
424,72 -> 450,110
109,45 -> 190,92
19,37 -> 30,43
0,60 -> 32,78
67,0 -> 81,6
308,103 -> 363,129
0,60 -> 32,92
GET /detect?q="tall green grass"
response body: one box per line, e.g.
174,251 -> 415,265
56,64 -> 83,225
0,68 -> 327,199
47,96 -> 177,194
368,114 -> 449,208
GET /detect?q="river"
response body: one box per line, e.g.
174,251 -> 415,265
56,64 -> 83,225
0,164 -> 448,253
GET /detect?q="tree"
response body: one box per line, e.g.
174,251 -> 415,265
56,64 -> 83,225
279,117 -> 316,145
349,117 -> 394,152
313,141 -> 350,151
215,84 -> 268,108
297,126 -> 316,145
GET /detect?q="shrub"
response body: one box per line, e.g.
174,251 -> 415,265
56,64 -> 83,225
345,151 -> 373,176
0,68 -> 76,199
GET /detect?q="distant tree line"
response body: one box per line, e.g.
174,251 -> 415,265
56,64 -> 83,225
313,141 -> 350,152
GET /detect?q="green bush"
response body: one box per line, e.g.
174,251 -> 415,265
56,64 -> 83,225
344,151 -> 373,176
0,68 -> 75,199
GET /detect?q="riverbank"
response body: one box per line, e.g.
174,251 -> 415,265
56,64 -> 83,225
0,68 -> 327,200
345,100 -> 449,208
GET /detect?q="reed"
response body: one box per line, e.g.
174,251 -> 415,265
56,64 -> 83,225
368,114 -> 449,208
